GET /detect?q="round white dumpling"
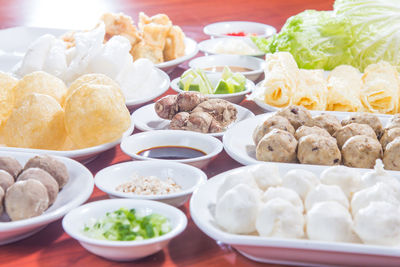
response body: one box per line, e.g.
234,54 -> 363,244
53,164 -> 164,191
351,182 -> 400,216
249,163 -> 282,191
305,184 -> 349,211
281,169 -> 319,201
306,201 -> 360,243
216,184 -> 260,234
360,159 -> 400,193
256,198 -> 305,238
216,171 -> 260,200
320,166 -> 361,199
354,201 -> 400,246
261,187 -> 304,213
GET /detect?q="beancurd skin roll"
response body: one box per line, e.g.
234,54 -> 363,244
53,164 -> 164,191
361,61 -> 400,114
261,52 -> 299,108
291,69 -> 328,111
327,65 -> 363,112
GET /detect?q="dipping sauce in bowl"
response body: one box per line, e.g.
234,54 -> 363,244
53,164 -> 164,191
204,66 -> 253,72
137,146 -> 207,160
226,32 -> 256,37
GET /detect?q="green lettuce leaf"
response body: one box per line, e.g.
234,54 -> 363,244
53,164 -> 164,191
253,0 -> 400,71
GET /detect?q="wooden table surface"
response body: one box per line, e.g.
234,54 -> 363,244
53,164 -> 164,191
0,0 -> 334,266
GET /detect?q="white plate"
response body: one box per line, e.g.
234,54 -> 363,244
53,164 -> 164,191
156,37 -> 199,73
132,102 -> 255,138
0,114 -> 135,163
62,199 -> 187,261
0,151 -> 94,245
190,163 -> 400,266
94,160 -> 207,207
198,37 -> 264,57
223,111 -> 392,166
189,54 -> 265,82
170,76 -> 255,104
203,21 -> 276,39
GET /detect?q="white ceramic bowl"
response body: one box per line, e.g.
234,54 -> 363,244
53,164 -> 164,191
199,37 -> 264,57
94,161 -> 207,207
170,75 -> 255,104
203,21 -> 276,39
120,130 -> 223,169
62,199 -> 187,261
156,37 -> 199,73
189,55 -> 264,82
0,151 -> 94,245
0,115 -> 135,164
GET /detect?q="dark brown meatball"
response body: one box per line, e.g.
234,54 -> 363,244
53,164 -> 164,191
24,155 -> 69,189
0,157 -> 22,179
18,168 -> 59,205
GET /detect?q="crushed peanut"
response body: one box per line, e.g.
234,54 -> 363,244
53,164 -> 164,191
115,174 -> 182,195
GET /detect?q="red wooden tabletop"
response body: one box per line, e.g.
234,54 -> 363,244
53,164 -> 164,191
0,0 -> 334,266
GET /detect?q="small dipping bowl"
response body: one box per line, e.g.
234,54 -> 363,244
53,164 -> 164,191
94,161 -> 207,207
203,21 -> 276,39
189,54 -> 264,82
120,130 -> 223,169
170,73 -> 255,104
198,37 -> 264,57
62,199 -> 187,261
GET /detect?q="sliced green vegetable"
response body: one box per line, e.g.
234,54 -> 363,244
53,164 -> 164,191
83,208 -> 171,241
178,67 -> 246,95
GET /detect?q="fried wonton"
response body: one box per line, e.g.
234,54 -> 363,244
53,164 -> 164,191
164,25 -> 185,61
100,12 -> 142,47
131,41 -> 164,64
138,12 -> 172,30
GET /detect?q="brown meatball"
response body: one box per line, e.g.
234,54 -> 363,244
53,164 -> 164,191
5,179 -> 49,221
0,170 -> 14,192
24,155 -> 69,189
276,105 -> 313,130
383,138 -> 400,171
18,168 -> 59,205
342,135 -> 382,169
341,113 -> 383,138
256,129 -> 298,163
380,128 -> 400,150
312,114 -> 341,135
253,115 -> 295,145
294,126 -> 331,140
0,157 -> 22,179
385,114 -> 400,131
334,123 -> 377,149
297,135 -> 341,166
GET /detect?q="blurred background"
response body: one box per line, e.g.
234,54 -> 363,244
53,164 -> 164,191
0,0 -> 334,38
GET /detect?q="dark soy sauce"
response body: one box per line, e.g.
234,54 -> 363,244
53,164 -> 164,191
137,146 -> 207,160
